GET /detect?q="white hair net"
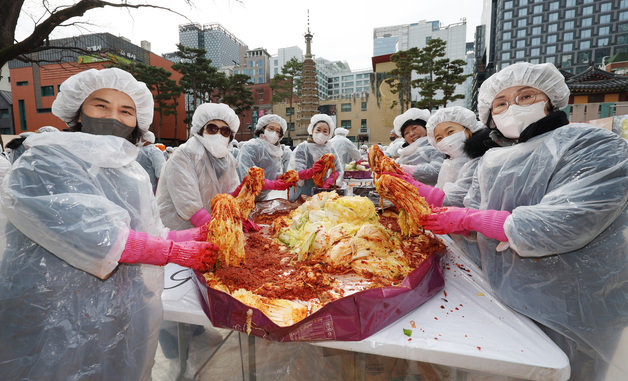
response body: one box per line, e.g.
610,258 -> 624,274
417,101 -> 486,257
36,126 -> 60,133
334,128 -> 349,136
307,114 -> 335,135
142,131 -> 155,144
166,147 -> 174,153
393,108 -> 431,137
478,62 -> 570,125
255,114 -> 287,133
191,103 -> 240,135
361,144 -> 368,150
51,68 -> 154,132
426,106 -> 485,147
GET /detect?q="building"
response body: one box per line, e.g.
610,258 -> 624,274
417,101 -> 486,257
235,48 -> 271,85
0,90 -> 13,135
373,20 -> 470,108
563,65 -> 628,122
473,0 -> 628,110
178,23 -> 248,68
270,46 -> 304,78
7,33 -> 186,143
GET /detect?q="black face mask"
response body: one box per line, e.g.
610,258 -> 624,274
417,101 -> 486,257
80,112 -> 135,139
389,136 -> 396,142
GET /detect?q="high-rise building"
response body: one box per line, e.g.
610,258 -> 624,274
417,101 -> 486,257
373,20 -> 470,108
473,0 -> 628,111
270,46 -> 304,78
235,48 -> 271,84
178,23 -> 247,68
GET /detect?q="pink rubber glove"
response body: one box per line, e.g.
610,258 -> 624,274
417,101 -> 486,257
119,230 -> 218,271
167,225 -> 209,242
322,173 -> 337,189
262,179 -> 292,191
423,207 -> 510,242
242,219 -> 261,232
297,158 -> 326,180
190,208 -> 211,227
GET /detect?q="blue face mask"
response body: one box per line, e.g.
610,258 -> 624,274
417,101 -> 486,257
80,112 -> 135,139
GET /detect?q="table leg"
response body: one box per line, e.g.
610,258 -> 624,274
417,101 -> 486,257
176,323 -> 191,381
248,334 -> 256,381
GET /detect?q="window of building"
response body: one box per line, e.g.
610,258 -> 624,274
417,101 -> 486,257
274,68 -> 278,74
16,81 -> 28,86
531,26 -> 542,35
547,34 -> 557,43
578,51 -> 591,64
517,18 -> 527,27
234,69 -> 239,74
600,2 -> 612,12
519,8 -> 527,16
620,11 -> 628,22
621,0 -> 628,7
580,40 -> 591,49
620,23 -> 628,33
502,42 -> 511,50
503,31 -> 512,40
361,101 -> 367,111
257,59 -> 262,67
563,32 -> 574,41
519,0 -> 528,5
285,107 -> 294,115
0,109 -> 9,119
533,4 -> 543,13
36,108 -> 52,113
361,119 -> 367,129
600,14 -> 611,24
40,85 -> 54,97
563,42 -> 573,52
546,45 -> 557,54
564,21 -> 575,29
18,99 -> 26,131
546,56 -> 556,64
581,29 -> 592,38
531,37 -> 541,46
341,103 -> 351,112
517,29 -> 526,37
532,15 -> 543,24
504,11 -> 513,19
562,54 -> 573,67
288,123 -> 295,131
249,60 -> 254,67
597,37 -> 610,46
581,18 -> 593,27
595,48 -> 611,64
530,47 -> 541,56
504,0 -> 513,9
548,24 -> 558,33
548,12 -> 558,22
516,39 -> 526,48
618,34 -> 628,44
515,50 -> 525,59
257,77 -> 263,84
340,120 -> 351,129
565,9 -> 575,18
583,6 -> 594,15
565,0 -> 575,6
504,21 -> 512,30
502,52 -> 511,60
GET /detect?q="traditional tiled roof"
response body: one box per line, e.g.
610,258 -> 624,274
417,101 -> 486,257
565,66 -> 628,94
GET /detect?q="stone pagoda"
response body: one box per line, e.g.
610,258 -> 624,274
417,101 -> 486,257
296,11 -> 320,139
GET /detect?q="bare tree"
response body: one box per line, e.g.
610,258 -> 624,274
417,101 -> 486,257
0,0 -> 191,69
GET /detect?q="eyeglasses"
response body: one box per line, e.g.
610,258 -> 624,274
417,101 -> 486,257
491,89 -> 545,115
205,123 -> 231,138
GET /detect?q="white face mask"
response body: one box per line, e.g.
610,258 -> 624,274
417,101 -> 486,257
492,101 -> 547,139
198,133 -> 230,158
262,129 -> 280,145
436,131 -> 467,158
312,132 -> 328,145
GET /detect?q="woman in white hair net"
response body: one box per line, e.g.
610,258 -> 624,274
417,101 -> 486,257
385,128 -> 405,158
237,114 -> 294,200
0,68 -> 217,381
393,108 -> 444,185
292,113 -> 344,198
424,62 -> 628,381
136,130 -> 166,193
329,127 -> 360,168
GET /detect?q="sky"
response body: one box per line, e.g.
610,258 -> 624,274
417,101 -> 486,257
17,0 -> 484,70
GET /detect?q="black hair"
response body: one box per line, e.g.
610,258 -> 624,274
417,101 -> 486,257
400,118 -> 427,137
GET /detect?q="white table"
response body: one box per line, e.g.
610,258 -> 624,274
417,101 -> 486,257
161,238 -> 570,381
